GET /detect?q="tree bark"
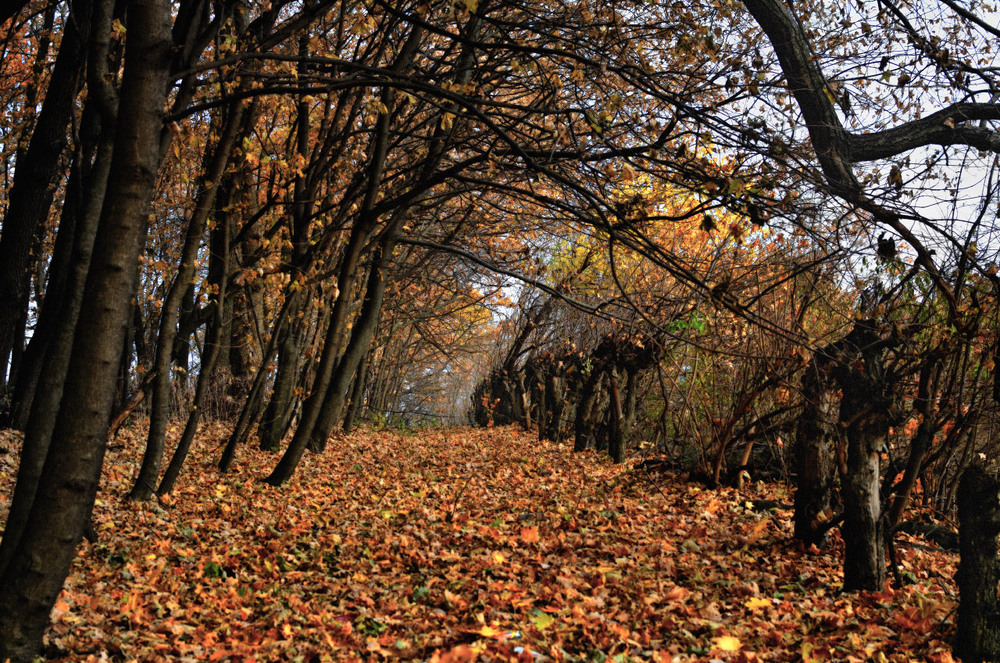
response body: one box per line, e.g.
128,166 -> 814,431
129,95 -> 246,500
217,294 -> 295,472
574,369 -> 604,452
837,345 -> 890,592
311,224 -> 403,450
793,354 -> 840,546
0,0 -> 86,390
608,367 -> 626,464
954,464 -> 1000,663
158,205 -> 231,495
257,292 -> 306,451
0,0 -> 172,657
0,82 -> 115,577
342,348 -> 370,434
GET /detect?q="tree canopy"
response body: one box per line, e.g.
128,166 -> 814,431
1,0 -> 1000,658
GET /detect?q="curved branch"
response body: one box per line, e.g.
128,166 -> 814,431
742,0 -> 1000,170
740,0 -> 858,197
850,103 -> 1000,161
397,236 -> 607,317
741,0 -> 966,318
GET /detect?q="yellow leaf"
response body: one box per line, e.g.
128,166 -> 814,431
479,625 -> 499,637
492,551 -> 505,564
712,635 -> 741,651
745,597 -> 771,611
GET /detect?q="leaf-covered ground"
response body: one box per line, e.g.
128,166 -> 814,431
0,425 -> 960,662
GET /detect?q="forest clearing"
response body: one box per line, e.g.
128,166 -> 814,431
0,424 -> 959,662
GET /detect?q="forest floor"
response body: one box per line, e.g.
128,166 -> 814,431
0,424 -> 960,662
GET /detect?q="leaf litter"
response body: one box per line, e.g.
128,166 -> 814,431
0,425 -> 959,662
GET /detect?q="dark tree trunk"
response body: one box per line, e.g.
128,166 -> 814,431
311,226 -> 402,450
608,367 -> 626,464
793,355 -> 840,546
129,97 -> 245,501
0,1 -> 85,389
342,348 -> 370,434
261,28 -> 425,481
217,295 -> 295,472
158,208 -> 231,495
257,292 -> 305,451
623,369 -> 638,430
954,464 -> 1000,663
263,215 -> 370,468
574,369 -> 604,452
0,0 -> 173,657
886,359 -> 940,529
0,83 -> 115,576
268,219 -> 401,484
542,363 -> 565,441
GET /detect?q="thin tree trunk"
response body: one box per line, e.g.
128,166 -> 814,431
0,0 -> 85,389
342,348 -> 369,434
886,359 -> 940,528
217,295 -> 295,473
158,210 -> 230,495
129,96 -> 245,501
257,292 -> 305,451
608,367 -> 626,464
309,225 -> 402,451
574,369 -> 604,452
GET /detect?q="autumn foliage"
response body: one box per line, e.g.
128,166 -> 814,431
0,423 -> 959,662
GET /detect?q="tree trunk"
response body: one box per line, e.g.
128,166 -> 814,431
0,0 -> 85,390
793,355 -> 840,546
838,356 -> 890,592
217,295 -> 296,472
129,97 -> 245,501
342,348 -> 370,434
0,85 -> 114,577
886,359 -> 940,528
158,210 -> 231,495
257,292 -> 305,451
311,226 -> 401,450
608,367 -> 626,463
574,369 -> 604,452
267,219 -> 402,483
954,464 -> 1000,663
0,1 -> 172,657
840,421 -> 886,591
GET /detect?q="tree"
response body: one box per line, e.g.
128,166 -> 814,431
0,0 -> 175,657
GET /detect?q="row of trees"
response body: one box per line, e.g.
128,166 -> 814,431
1,0 -> 1000,658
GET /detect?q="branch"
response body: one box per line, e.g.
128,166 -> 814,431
742,0 -> 1000,171
740,0 -> 858,198
849,103 -> 1000,161
741,0 -> 969,319
397,237 -> 607,317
